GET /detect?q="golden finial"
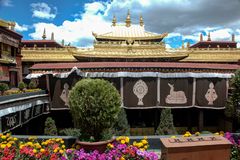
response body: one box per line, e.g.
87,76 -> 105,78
51,32 -> 54,40
125,9 -> 131,27
140,15 -> 144,27
187,42 -> 190,48
200,33 -> 203,41
42,28 -> 46,40
112,15 -> 116,26
232,33 -> 235,42
182,41 -> 185,49
207,32 -> 211,41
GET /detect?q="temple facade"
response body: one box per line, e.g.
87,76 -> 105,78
0,19 -> 22,87
24,11 -> 240,134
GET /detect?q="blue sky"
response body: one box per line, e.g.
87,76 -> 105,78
1,0 -> 240,48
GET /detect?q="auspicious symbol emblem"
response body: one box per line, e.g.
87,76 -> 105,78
60,83 -> 69,106
6,115 -> 17,127
205,82 -> 218,105
24,109 -> 30,120
165,83 -> 187,104
133,80 -> 148,105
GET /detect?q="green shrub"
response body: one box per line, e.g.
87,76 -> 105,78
59,128 -> 81,137
113,108 -> 130,136
0,83 -> 9,95
69,78 -> 121,141
18,81 -> 26,91
44,117 -> 57,136
28,81 -> 37,89
155,108 -> 177,135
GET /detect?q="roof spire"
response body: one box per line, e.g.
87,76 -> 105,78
61,39 -> 64,46
207,32 -> 211,41
139,14 -> 144,27
42,28 -> 46,40
125,9 -> 131,27
200,33 -> 203,41
182,41 -> 185,49
112,15 -> 117,26
232,33 -> 235,42
51,32 -> 54,40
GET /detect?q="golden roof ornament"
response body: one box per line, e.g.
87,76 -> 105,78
51,32 -> 54,40
200,33 -> 203,41
140,15 -> 144,27
42,28 -> 46,40
187,42 -> 190,48
232,33 -> 235,42
182,41 -> 185,49
207,32 -> 211,41
112,15 -> 117,26
125,9 -> 131,27
61,39 -> 65,46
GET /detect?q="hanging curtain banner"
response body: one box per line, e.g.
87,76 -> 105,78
195,78 -> 227,109
123,78 -> 158,108
160,78 -> 193,108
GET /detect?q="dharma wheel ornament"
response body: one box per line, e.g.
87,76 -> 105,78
133,79 -> 148,105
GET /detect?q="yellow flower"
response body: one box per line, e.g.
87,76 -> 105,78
144,145 -> 148,149
125,137 -> 130,143
120,140 -> 125,144
107,143 -> 114,148
60,140 -> 64,144
40,149 -> 45,153
214,132 -> 220,135
120,157 -> 125,160
141,139 -> 148,145
33,149 -> 37,154
53,149 -> 58,153
195,132 -> 200,136
1,135 -> 6,139
59,149 -> 64,154
13,137 -> 18,141
6,143 -> 12,148
171,136 -> 177,139
19,145 -> 24,149
0,144 -> 6,149
61,145 -> 66,149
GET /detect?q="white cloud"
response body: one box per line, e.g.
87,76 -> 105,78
31,2 -> 57,19
29,2 -> 112,46
15,23 -> 28,32
28,0 -> 240,47
0,0 -> 12,6
237,43 -> 240,48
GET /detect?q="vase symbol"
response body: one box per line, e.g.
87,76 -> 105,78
133,80 -> 148,105
205,82 -> 218,105
60,83 -> 69,106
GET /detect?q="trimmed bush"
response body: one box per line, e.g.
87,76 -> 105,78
18,81 -> 26,91
28,80 -> 37,89
155,108 -> 177,135
0,83 -> 9,95
113,108 -> 130,136
59,128 -> 81,137
69,78 -> 121,141
44,117 -> 58,136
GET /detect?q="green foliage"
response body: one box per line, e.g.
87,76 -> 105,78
69,78 -> 121,141
28,80 -> 37,89
230,145 -> 240,160
59,128 -> 81,137
225,69 -> 240,123
155,108 -> 177,135
0,83 -> 9,95
44,117 -> 58,136
113,108 -> 130,136
18,81 -> 26,91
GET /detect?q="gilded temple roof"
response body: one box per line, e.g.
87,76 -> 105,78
182,48 -> 240,62
93,25 -> 168,40
21,48 -> 77,62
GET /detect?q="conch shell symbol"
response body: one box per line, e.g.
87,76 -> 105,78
133,80 -> 148,105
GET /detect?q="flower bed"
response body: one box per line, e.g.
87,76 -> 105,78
224,132 -> 240,160
0,134 -> 159,160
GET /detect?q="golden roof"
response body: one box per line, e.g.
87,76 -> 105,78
182,48 -> 240,62
93,24 -> 168,40
73,48 -> 188,59
0,19 -> 15,29
21,48 -> 77,62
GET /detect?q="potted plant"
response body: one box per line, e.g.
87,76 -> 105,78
0,83 -> 9,95
69,78 -> 121,152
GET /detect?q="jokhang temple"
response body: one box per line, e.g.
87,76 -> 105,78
21,11 -> 240,134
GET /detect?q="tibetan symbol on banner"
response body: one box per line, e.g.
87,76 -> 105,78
205,82 -> 218,105
60,83 -> 69,106
165,83 -> 187,104
133,80 -> 148,105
